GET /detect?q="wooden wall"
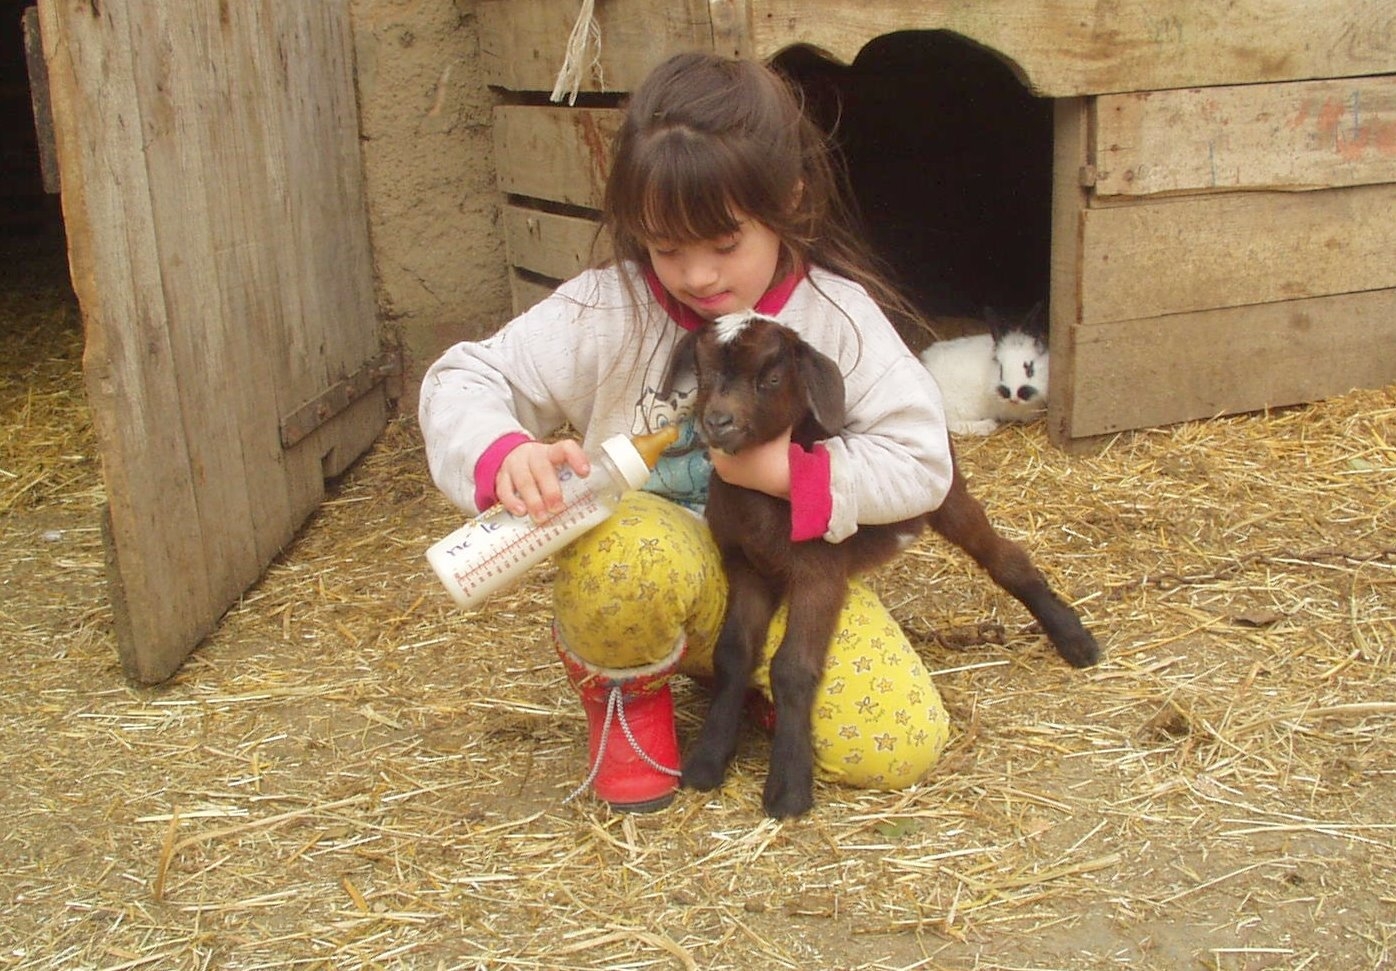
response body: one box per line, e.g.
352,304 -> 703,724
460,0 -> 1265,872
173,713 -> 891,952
480,0 -> 1396,98
746,0 -> 1396,97
479,0 -> 1396,443
491,105 -> 618,312
1053,75 -> 1396,438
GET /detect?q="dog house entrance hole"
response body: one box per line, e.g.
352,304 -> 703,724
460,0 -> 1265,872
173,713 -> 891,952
774,32 -> 1054,348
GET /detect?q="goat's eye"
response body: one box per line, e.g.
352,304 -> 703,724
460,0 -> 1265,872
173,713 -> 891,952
761,371 -> 782,389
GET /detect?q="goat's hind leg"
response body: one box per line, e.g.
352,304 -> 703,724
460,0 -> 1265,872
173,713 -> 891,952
682,560 -> 779,792
763,580 -> 843,818
929,469 -> 1100,668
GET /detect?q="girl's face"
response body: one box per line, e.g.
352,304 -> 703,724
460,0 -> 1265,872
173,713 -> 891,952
644,216 -> 783,321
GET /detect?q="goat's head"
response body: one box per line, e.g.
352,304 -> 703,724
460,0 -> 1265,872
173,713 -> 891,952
665,312 -> 846,455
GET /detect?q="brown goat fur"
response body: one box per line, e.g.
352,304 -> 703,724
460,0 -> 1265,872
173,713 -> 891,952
668,312 -> 1098,818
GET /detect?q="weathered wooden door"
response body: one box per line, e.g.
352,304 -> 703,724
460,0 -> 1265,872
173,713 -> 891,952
39,1 -> 390,683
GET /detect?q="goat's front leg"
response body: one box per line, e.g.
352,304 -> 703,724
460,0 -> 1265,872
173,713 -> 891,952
928,469 -> 1099,668
682,557 -> 779,793
763,575 -> 845,818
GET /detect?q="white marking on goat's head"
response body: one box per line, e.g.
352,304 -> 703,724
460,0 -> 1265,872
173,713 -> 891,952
713,312 -> 755,345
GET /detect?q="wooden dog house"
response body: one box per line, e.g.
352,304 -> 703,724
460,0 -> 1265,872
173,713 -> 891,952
479,0 -> 1396,446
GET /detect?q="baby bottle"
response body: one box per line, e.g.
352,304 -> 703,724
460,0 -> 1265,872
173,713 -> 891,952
425,424 -> 679,609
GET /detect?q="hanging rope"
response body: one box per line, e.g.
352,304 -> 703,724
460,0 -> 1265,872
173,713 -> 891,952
549,0 -> 603,105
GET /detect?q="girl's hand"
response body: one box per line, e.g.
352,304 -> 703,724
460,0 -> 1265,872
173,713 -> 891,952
709,428 -> 793,498
495,439 -> 590,522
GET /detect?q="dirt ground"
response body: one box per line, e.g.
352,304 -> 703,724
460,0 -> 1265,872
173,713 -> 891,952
3,239 -> 1395,970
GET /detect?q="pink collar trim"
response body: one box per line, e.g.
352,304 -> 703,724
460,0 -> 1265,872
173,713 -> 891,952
643,265 -> 806,332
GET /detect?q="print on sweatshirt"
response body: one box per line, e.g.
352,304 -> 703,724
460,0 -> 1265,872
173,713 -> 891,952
634,381 -> 711,510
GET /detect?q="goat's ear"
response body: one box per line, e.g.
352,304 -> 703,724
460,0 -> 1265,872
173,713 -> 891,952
799,344 -> 846,437
661,330 -> 700,397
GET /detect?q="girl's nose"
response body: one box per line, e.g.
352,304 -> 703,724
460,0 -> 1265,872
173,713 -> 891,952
683,257 -> 720,293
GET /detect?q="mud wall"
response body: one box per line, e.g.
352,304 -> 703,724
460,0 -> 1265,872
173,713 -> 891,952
350,0 -> 511,412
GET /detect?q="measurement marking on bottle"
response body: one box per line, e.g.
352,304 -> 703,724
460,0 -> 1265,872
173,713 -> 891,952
450,495 -> 605,596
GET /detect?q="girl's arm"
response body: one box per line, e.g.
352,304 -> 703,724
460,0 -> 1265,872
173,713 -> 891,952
418,278 -> 602,515
707,431 -> 792,497
796,279 -> 956,543
709,430 -> 834,543
821,353 -> 953,542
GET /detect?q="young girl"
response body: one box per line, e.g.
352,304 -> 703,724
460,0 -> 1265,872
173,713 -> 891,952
420,51 -> 954,813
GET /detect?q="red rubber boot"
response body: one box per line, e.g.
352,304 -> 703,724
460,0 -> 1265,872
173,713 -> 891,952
555,627 -> 683,813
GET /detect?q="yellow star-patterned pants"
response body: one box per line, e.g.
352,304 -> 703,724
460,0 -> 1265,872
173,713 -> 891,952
553,491 -> 950,790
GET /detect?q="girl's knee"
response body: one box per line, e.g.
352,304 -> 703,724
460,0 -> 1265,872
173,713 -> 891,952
760,581 -> 951,790
812,677 -> 950,789
553,492 -> 725,669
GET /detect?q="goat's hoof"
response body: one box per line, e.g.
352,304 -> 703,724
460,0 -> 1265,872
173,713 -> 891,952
680,752 -> 728,792
1053,628 -> 1101,668
761,775 -> 814,819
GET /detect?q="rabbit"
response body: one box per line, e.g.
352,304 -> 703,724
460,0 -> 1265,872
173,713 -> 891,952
920,302 -> 1049,435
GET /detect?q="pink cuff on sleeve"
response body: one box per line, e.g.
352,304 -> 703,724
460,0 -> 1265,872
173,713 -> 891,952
787,443 -> 832,542
473,432 -> 534,511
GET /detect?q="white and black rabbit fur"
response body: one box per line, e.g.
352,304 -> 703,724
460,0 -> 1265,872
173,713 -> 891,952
919,303 -> 1049,436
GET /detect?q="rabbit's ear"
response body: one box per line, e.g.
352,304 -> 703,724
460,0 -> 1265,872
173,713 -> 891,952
1021,300 -> 1048,338
984,306 -> 1008,342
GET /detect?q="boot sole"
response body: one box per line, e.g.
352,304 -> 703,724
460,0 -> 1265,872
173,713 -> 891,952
606,791 -> 676,813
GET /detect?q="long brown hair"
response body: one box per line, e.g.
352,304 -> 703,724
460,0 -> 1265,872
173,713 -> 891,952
601,51 -> 927,337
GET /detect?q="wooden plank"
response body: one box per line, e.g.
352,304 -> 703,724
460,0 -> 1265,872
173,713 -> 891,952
1067,289 -> 1396,437
1046,98 -> 1091,447
248,4 -> 385,483
22,7 -> 60,194
509,272 -> 562,316
1079,182 -> 1396,325
40,0 -> 215,682
747,0 -> 1396,97
279,351 -> 399,450
40,0 -> 385,683
502,205 -> 608,280
493,105 -> 621,208
477,0 -> 718,93
128,3 -> 266,611
1095,75 -> 1396,196
194,5 -> 302,552
710,0 -> 752,59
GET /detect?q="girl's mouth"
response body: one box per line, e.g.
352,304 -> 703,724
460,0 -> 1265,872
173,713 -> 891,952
690,291 -> 731,314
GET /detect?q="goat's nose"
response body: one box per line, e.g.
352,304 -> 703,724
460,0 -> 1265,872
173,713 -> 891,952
996,384 -> 1012,400
1016,386 -> 1037,402
703,409 -> 735,435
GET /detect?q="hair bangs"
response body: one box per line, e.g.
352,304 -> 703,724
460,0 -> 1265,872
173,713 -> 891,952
625,130 -> 757,245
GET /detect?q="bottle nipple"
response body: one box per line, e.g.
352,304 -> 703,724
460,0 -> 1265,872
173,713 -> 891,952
632,424 -> 680,469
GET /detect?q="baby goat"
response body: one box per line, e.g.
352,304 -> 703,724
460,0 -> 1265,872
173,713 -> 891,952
670,311 -> 1098,819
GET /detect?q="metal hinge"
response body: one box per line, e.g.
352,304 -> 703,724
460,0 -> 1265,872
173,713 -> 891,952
279,347 -> 402,450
